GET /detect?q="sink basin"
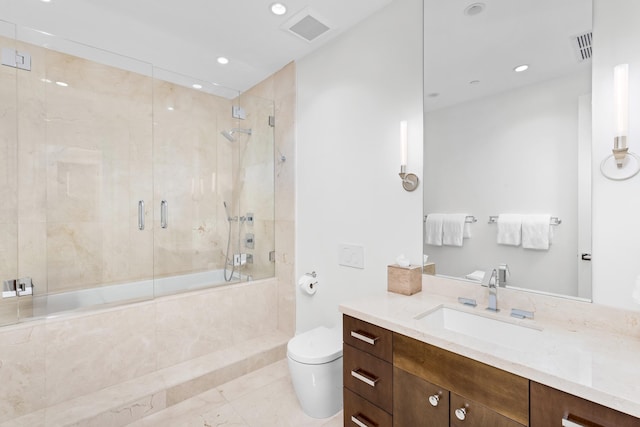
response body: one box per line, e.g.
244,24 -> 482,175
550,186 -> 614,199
415,306 -> 542,351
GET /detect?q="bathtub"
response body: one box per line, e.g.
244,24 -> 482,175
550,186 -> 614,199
31,269 -> 243,318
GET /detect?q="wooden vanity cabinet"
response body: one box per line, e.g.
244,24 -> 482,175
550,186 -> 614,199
344,315 -> 640,427
394,366 -> 449,426
393,333 -> 528,427
343,315 -> 394,427
530,382 -> 640,427
449,392 -> 525,427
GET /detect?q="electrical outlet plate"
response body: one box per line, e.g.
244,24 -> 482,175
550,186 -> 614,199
339,244 -> 364,269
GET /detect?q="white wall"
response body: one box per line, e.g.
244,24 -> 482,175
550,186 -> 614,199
592,0 -> 640,310
296,0 -> 424,332
424,71 -> 591,297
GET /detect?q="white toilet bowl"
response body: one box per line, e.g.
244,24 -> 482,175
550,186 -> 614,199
287,326 -> 343,419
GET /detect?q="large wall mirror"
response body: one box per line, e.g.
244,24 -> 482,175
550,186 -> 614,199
423,0 -> 593,299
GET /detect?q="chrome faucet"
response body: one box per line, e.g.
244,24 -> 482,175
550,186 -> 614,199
482,269 -> 499,312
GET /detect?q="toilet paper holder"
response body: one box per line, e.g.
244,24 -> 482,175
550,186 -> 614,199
300,271 -> 319,296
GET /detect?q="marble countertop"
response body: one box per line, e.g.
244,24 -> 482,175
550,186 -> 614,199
339,275 -> 640,419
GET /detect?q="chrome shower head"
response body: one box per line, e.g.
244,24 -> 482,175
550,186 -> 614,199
220,128 -> 252,142
221,130 -> 235,142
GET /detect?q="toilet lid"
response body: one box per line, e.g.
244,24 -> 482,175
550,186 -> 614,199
287,326 -> 343,364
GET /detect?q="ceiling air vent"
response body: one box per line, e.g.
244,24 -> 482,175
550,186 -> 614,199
285,11 -> 331,42
572,31 -> 592,62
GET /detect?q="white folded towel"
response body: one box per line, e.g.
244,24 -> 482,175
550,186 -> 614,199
465,270 -> 485,282
522,214 -> 552,250
497,214 -> 523,246
425,214 -> 444,246
443,214 -> 467,247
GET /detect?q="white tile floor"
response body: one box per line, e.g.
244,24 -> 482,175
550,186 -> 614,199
129,359 -> 344,427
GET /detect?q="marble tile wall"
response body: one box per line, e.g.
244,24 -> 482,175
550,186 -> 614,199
0,35 -> 296,425
0,34 -> 280,322
0,278 -> 279,423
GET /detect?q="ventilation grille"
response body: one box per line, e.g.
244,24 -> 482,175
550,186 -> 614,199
572,31 -> 592,62
287,14 -> 330,42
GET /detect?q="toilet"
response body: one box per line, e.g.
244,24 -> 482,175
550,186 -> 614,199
287,326 -> 343,419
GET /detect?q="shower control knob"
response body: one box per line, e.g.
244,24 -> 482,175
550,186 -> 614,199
428,392 -> 442,407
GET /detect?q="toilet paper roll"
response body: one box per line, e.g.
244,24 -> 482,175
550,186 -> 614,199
299,275 -> 318,295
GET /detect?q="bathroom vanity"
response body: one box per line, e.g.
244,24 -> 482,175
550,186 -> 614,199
341,276 -> 640,427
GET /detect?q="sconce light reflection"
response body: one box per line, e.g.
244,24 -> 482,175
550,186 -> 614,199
398,120 -> 419,191
601,63 -> 640,180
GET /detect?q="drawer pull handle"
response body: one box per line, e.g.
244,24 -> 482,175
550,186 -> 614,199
351,330 -> 379,345
455,405 -> 468,421
562,415 -> 603,427
428,391 -> 442,407
351,414 -> 375,427
351,369 -> 379,387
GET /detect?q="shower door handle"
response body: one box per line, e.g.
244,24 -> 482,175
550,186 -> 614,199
138,200 -> 145,230
161,200 -> 168,229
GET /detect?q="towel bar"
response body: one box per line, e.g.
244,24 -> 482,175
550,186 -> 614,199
488,216 -> 562,225
424,215 -> 477,223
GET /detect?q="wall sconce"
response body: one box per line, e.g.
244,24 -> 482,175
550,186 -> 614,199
601,63 -> 640,180
399,120 -> 419,191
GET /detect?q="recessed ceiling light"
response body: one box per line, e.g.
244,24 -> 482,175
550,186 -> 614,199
167,106 -> 175,111
40,0 -> 52,3
464,3 -> 486,16
514,64 -> 529,73
40,78 -> 52,83
270,3 -> 287,16
55,81 -> 68,87
217,57 -> 229,65
192,83 -> 203,89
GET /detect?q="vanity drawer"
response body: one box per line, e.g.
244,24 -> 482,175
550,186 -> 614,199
343,343 -> 393,414
344,387 -> 392,427
344,315 -> 393,361
394,367 -> 449,427
530,382 -> 640,427
450,392 -> 525,427
393,333 -> 529,426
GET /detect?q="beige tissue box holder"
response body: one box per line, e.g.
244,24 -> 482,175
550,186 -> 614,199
387,264 -> 422,296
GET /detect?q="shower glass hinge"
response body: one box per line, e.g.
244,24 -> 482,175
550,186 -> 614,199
232,105 -> 246,120
2,277 -> 33,298
269,250 -> 276,263
268,115 -> 275,127
246,212 -> 254,225
1,48 -> 31,71
246,254 -> 254,264
3,279 -> 17,298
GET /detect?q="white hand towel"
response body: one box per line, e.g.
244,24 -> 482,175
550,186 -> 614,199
463,220 -> 472,239
497,214 -> 523,246
443,214 -> 467,247
522,214 -> 552,250
425,214 -> 444,246
465,270 -> 485,282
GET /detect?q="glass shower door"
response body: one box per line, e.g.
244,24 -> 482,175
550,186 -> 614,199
0,21 -> 18,325
234,93 -> 275,282
152,69 -> 238,295
14,29 -> 155,318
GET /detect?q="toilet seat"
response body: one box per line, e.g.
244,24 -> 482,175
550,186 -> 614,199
287,326 -> 343,364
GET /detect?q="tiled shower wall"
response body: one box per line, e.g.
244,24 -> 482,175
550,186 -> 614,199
0,35 -> 296,424
0,34 -> 280,325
